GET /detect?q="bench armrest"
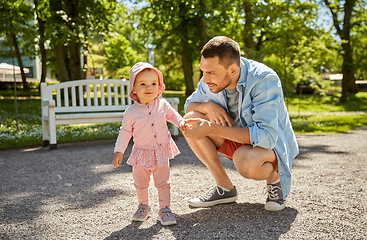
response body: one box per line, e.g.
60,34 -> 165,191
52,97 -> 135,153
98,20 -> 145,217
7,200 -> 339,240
42,99 -> 55,108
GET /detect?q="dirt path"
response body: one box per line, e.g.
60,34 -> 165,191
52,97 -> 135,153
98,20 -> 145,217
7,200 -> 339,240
1,128 -> 366,239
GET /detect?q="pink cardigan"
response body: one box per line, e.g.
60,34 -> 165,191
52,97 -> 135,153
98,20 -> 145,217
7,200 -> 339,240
114,97 -> 183,154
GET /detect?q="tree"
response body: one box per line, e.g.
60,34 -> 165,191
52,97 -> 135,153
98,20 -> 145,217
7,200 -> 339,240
136,0 -> 208,95
0,0 -> 34,91
351,2 -> 367,80
323,0 -> 358,102
33,0 -> 49,84
48,0 -> 116,81
103,33 -> 136,77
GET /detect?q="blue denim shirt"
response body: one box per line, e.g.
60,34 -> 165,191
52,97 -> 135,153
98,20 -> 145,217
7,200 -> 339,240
184,57 -> 299,198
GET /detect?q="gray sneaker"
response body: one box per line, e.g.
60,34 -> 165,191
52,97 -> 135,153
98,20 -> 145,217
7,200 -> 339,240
132,203 -> 151,221
189,186 -> 238,207
265,181 -> 285,211
159,207 -> 177,226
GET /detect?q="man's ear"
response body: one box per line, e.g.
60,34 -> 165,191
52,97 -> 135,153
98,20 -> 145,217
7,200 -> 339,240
229,64 -> 238,76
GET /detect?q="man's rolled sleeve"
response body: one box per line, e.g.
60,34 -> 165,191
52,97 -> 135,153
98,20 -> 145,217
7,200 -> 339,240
247,75 -> 281,149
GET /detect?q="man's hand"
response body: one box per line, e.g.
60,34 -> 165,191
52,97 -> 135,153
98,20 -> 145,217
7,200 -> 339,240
112,152 -> 123,168
183,118 -> 213,139
190,102 -> 233,127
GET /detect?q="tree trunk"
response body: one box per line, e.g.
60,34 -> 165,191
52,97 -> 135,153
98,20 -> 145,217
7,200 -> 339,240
10,32 -> 29,91
34,0 -> 47,84
54,43 -> 70,82
69,40 -> 82,80
340,41 -> 356,102
243,1 -> 255,50
324,0 -> 356,102
67,0 -> 82,80
50,0 -> 70,82
179,3 -> 195,96
198,0 -> 207,80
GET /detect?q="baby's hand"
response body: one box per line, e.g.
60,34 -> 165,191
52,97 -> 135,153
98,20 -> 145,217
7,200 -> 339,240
179,120 -> 192,132
112,152 -> 123,168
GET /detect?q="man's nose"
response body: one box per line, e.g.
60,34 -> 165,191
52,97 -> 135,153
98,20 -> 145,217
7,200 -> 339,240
203,74 -> 210,83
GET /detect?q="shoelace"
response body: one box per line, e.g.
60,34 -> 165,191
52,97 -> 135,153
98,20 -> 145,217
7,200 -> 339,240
266,184 -> 281,200
135,207 -> 148,217
198,186 -> 225,201
160,210 -> 174,220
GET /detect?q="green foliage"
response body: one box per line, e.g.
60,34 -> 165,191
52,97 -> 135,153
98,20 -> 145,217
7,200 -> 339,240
103,34 -> 136,78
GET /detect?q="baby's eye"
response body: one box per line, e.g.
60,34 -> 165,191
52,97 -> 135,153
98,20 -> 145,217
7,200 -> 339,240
140,83 -> 145,86
152,82 -> 157,85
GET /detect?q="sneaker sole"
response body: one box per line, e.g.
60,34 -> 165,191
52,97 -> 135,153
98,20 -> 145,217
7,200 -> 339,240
189,195 -> 238,208
160,219 -> 177,226
264,202 -> 285,211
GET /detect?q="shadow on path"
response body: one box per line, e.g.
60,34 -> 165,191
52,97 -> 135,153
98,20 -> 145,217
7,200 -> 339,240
105,203 -> 298,240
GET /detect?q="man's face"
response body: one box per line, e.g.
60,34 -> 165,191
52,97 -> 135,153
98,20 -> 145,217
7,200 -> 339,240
199,56 -> 236,93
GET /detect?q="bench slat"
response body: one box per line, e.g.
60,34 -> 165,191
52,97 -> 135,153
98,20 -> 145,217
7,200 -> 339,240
71,86 -> 76,107
86,85 -> 91,106
79,85 -> 83,106
114,84 -> 118,105
101,84 -> 105,106
93,84 -> 98,107
64,87 -> 69,107
56,89 -> 61,107
107,83 -> 112,106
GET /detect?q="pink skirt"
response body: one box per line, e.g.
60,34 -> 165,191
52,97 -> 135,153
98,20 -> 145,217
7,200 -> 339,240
127,138 -> 180,169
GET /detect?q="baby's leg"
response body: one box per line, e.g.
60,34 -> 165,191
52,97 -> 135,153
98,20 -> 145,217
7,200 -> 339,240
133,166 -> 151,206
152,165 -> 171,209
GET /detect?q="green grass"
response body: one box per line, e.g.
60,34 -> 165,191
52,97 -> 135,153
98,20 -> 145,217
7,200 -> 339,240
1,89 -> 367,149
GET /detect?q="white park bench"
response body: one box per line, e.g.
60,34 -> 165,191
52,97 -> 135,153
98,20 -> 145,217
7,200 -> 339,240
41,79 -> 179,149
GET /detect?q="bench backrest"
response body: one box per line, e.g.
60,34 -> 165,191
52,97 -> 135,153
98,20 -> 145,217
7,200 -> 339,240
41,79 -> 132,113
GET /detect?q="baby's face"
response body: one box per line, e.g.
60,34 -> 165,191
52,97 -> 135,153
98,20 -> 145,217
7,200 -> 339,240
132,69 -> 159,104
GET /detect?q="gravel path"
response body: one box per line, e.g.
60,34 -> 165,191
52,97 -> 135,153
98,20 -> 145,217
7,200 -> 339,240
1,128 -> 366,239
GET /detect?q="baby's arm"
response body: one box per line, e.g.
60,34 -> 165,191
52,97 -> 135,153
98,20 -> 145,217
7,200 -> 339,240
112,152 -> 123,168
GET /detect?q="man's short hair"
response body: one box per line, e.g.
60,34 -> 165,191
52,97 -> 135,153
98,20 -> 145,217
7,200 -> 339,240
201,36 -> 241,69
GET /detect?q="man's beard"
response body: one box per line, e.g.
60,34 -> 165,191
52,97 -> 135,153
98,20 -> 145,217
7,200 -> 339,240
209,73 -> 231,93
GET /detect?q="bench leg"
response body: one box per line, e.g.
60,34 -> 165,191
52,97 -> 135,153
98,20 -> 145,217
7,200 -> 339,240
43,140 -> 49,148
50,144 -> 57,150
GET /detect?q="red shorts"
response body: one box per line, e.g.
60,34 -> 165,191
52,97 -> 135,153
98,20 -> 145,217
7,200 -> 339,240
217,139 -> 243,161
217,139 -> 278,171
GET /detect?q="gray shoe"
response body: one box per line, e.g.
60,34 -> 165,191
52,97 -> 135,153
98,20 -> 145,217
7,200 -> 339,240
159,207 -> 177,226
189,186 -> 238,207
265,181 -> 285,211
132,203 -> 151,221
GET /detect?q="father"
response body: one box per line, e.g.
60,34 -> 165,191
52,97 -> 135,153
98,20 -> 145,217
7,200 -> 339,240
183,36 -> 299,211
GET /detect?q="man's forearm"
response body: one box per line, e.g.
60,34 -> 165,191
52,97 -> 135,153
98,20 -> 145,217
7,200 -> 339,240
209,123 -> 251,145
186,102 -> 207,115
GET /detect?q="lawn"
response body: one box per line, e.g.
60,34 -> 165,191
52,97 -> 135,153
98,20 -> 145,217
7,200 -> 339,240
1,88 -> 367,149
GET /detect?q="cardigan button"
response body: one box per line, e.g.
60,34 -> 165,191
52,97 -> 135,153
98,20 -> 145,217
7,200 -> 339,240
154,135 -> 156,138
149,112 -> 151,115
151,123 -> 154,126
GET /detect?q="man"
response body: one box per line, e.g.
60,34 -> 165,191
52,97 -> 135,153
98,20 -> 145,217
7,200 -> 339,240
183,36 -> 299,211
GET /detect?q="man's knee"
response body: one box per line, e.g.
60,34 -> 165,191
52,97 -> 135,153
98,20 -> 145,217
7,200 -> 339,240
233,146 -> 259,179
